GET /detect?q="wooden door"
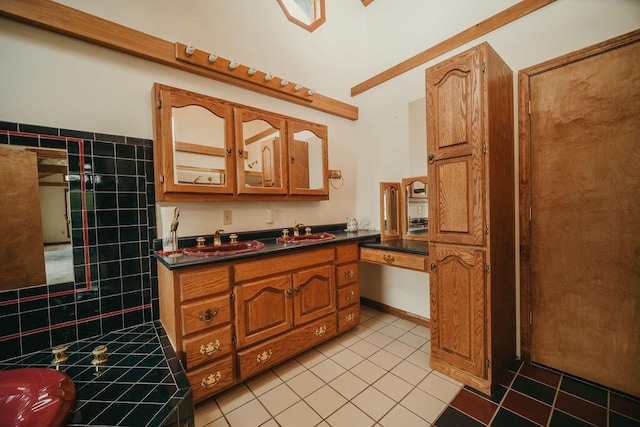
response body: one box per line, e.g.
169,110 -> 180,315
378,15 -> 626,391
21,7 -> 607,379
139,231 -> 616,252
427,46 -> 485,246
426,46 -> 482,161
430,243 -> 486,378
261,138 -> 281,187
428,156 -> 484,245
0,146 -> 47,290
234,275 -> 293,348
290,139 -> 310,189
521,31 -> 640,397
293,264 -> 335,325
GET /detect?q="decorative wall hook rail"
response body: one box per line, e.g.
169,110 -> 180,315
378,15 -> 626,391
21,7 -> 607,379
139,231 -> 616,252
175,42 -> 314,102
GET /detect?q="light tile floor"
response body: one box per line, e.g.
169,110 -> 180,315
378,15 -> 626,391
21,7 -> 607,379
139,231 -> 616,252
195,306 -> 462,427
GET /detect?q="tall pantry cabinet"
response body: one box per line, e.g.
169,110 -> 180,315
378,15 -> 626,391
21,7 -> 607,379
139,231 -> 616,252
426,42 -> 515,395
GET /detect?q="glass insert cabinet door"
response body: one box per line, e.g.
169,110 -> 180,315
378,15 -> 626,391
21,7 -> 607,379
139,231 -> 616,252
153,84 -> 234,196
379,182 -> 401,241
401,176 -> 428,241
234,108 -> 287,195
288,121 -> 328,196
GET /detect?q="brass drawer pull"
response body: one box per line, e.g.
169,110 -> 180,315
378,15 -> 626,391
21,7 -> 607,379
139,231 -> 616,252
345,313 -> 355,323
344,270 -> 354,280
199,340 -> 221,356
430,263 -> 437,272
345,291 -> 355,301
256,350 -> 273,364
315,325 -> 327,337
199,307 -> 219,323
201,372 -> 221,388
382,254 -> 395,264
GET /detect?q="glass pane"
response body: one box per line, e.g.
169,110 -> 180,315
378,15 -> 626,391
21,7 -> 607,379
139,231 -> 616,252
405,180 -> 428,237
172,105 -> 227,186
291,129 -> 323,190
242,118 -> 282,188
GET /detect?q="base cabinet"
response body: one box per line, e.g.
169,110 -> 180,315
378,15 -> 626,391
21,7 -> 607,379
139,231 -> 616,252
158,242 -> 361,403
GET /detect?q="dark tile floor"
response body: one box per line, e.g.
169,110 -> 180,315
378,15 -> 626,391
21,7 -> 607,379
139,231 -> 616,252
434,360 -> 640,427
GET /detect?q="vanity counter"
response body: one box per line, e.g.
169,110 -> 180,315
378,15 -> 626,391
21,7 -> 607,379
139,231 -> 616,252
359,239 -> 429,255
153,224 -> 380,270
0,321 -> 193,427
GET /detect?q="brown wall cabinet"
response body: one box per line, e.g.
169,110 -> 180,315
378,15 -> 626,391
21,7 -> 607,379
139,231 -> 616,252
427,42 -> 515,395
153,83 -> 329,202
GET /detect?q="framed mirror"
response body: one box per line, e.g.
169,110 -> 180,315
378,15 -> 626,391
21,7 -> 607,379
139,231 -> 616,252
153,84 -> 234,197
288,121 -> 328,196
0,138 -> 91,291
379,182 -> 401,241
235,108 -> 287,194
401,176 -> 428,241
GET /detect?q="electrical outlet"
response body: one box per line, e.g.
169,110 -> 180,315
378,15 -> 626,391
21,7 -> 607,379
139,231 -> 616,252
223,209 -> 232,225
266,208 -> 274,224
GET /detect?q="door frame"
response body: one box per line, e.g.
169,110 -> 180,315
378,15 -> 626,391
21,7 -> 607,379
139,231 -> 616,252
518,28 -> 640,361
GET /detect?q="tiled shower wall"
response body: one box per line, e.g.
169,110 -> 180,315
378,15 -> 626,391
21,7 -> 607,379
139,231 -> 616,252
0,120 -> 159,360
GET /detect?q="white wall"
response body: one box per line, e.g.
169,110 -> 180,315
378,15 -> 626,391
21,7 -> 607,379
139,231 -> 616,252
1,0 -> 639,331
354,0 -> 640,328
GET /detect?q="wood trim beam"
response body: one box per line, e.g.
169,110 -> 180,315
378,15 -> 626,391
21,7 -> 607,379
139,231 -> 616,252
351,0 -> 556,96
0,0 -> 358,121
245,128 -> 278,145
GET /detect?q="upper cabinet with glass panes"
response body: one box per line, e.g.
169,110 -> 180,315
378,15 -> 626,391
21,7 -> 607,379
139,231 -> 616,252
152,83 -> 329,201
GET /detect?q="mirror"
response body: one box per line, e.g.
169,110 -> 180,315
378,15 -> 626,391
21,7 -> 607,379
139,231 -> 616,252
0,141 -> 90,291
170,100 -> 233,194
401,176 -> 428,241
379,182 -> 401,241
154,84 -> 235,197
288,121 -> 328,196
235,109 -> 287,194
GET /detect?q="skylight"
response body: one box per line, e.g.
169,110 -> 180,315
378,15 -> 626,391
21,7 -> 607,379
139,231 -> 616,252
277,0 -> 325,32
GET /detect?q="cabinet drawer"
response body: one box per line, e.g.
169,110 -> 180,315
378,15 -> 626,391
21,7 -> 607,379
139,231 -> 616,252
237,314 -> 336,380
336,243 -> 359,262
360,247 -> 428,272
188,355 -> 235,403
337,283 -> 359,309
338,303 -> 360,332
336,262 -> 359,287
235,247 -> 334,282
183,325 -> 232,370
181,294 -> 231,336
179,265 -> 230,301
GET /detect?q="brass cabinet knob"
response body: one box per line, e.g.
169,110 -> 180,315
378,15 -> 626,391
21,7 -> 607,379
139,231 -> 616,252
201,372 -> 221,388
344,270 -> 354,280
428,153 -> 435,164
199,340 -> 221,356
430,263 -> 437,272
256,350 -> 273,364
199,307 -> 219,323
345,291 -> 355,301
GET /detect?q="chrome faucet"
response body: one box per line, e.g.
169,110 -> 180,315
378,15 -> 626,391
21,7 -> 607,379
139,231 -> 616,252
213,229 -> 224,246
293,222 -> 305,237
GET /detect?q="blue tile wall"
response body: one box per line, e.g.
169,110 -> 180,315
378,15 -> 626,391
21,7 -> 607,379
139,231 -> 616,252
0,121 -> 159,360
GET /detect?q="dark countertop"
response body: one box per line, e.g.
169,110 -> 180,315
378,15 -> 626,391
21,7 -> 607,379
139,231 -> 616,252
0,321 -> 193,427
153,223 -> 381,270
360,239 -> 429,256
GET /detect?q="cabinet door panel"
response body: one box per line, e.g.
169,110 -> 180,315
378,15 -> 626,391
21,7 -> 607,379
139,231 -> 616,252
293,264 -> 335,325
426,47 -> 482,161
235,275 -> 293,348
430,244 -> 486,378
429,155 -> 484,245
